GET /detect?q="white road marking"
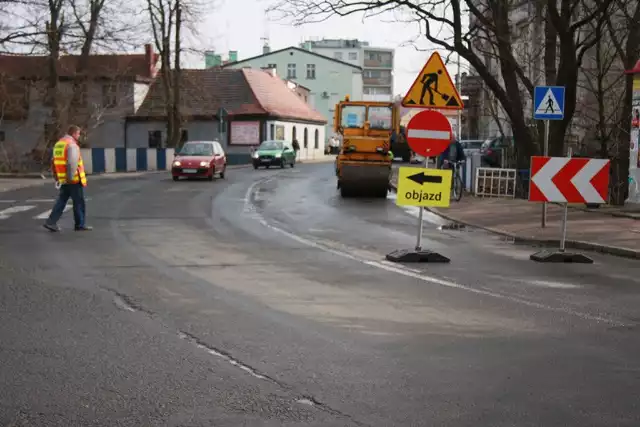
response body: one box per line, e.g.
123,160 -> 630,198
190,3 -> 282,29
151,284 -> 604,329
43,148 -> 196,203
0,200 -> 17,203
0,205 -> 36,220
34,205 -> 71,219
407,129 -> 451,140
243,177 -> 628,328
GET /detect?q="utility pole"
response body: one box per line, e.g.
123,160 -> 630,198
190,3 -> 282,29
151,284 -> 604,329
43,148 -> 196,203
457,54 -> 462,139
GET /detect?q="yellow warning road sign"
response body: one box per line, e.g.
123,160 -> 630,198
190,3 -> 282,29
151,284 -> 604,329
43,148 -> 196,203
401,52 -> 464,110
396,167 -> 452,207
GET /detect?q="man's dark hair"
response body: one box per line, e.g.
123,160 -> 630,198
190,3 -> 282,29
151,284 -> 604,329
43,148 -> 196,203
67,125 -> 81,135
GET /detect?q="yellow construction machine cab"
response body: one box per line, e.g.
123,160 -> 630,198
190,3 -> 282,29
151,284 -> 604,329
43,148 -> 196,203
333,96 -> 400,157
333,96 -> 400,198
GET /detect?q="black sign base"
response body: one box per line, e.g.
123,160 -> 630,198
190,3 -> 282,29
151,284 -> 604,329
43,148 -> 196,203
530,250 -> 593,264
386,248 -> 450,263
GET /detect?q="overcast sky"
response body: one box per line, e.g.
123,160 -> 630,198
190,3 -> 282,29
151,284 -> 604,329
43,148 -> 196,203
187,0 -> 467,97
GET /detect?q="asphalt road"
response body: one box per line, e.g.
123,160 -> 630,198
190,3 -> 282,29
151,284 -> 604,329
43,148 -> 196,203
1,164 -> 639,426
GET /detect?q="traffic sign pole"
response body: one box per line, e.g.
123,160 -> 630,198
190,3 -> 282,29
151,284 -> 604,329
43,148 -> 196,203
559,147 -> 572,253
542,119 -> 549,228
415,157 -> 428,251
534,85 -> 566,228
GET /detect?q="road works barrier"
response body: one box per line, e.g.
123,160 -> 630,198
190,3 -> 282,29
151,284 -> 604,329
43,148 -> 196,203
78,148 -> 251,175
528,150 -> 610,263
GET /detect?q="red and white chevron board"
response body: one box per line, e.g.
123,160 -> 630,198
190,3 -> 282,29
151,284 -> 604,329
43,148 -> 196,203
529,156 -> 610,203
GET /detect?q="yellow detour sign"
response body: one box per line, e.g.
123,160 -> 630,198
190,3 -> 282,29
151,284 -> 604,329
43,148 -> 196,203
396,167 -> 452,207
402,52 -> 464,110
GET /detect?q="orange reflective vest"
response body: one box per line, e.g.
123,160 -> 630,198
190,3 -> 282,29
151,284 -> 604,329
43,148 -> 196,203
52,136 -> 87,186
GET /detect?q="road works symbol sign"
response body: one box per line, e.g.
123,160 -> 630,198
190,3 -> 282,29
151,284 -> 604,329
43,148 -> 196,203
402,52 -> 464,110
529,156 -> 610,203
406,109 -> 453,158
396,167 -> 452,207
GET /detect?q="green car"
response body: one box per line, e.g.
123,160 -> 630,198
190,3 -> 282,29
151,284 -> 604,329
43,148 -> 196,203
252,140 -> 296,169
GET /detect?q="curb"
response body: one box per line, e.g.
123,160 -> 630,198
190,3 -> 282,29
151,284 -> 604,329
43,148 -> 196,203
0,163 -> 253,179
389,181 -> 640,260
0,173 -> 49,179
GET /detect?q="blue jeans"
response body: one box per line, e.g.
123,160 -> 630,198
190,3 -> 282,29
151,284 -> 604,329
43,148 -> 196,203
46,183 -> 86,228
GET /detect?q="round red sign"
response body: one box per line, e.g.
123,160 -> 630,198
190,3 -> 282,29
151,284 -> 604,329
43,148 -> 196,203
405,110 -> 453,158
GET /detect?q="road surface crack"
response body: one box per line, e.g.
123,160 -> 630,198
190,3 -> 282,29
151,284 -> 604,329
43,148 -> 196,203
177,330 -> 368,425
104,288 -> 154,316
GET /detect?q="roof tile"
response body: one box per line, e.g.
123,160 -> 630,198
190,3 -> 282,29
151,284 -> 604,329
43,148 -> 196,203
134,68 -> 327,124
242,68 -> 326,123
0,48 -> 158,79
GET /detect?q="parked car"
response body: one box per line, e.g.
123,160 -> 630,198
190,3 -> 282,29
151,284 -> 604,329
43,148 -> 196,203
480,136 -> 514,167
171,140 -> 227,181
461,139 -> 484,157
252,140 -> 296,169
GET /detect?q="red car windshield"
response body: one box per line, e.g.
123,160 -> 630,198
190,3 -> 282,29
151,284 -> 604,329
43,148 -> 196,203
179,143 -> 213,156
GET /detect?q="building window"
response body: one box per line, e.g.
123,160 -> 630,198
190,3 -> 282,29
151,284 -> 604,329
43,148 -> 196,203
0,131 -> 5,142
292,126 -> 297,142
267,63 -> 277,70
270,123 -> 275,139
334,52 -> 343,60
287,63 -> 296,79
181,129 -> 188,143
71,82 -> 88,106
148,130 -> 162,148
348,52 -> 357,60
306,64 -> 316,79
314,129 -> 319,149
102,83 -> 117,108
303,128 -> 308,148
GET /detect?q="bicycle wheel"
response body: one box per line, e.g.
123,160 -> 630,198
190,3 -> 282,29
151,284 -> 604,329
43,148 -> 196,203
453,172 -> 463,201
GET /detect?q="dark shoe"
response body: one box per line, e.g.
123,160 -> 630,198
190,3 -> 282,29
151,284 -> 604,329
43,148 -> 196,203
74,225 -> 93,231
43,223 -> 60,232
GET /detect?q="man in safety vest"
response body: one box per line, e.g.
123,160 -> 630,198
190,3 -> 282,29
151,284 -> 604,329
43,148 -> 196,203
43,125 -> 92,232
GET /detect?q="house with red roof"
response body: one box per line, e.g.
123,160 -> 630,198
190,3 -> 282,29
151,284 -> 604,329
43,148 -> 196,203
0,44 -> 159,152
127,67 -> 328,163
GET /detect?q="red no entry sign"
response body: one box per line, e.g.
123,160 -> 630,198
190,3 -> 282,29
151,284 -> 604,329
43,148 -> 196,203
406,110 -> 453,157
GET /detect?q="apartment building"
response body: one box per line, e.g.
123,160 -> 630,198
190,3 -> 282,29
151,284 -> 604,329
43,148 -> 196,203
300,38 -> 394,101
219,45 -> 362,139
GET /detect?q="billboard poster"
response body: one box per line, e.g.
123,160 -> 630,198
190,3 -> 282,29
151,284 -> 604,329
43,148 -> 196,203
230,121 -> 260,146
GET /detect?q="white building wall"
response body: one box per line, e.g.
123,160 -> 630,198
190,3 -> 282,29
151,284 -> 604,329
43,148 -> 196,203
265,119 -> 326,160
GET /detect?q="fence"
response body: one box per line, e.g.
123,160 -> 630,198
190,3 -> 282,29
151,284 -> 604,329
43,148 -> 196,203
79,148 -> 252,175
474,167 -> 517,198
79,148 -> 176,174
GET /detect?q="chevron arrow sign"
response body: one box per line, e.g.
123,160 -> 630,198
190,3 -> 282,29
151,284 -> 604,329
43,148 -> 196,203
529,156 -> 610,203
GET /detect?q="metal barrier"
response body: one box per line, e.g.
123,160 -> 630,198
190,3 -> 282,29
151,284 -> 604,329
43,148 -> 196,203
474,167 -> 517,198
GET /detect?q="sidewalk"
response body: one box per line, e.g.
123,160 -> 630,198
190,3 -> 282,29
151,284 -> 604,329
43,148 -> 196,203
426,196 -> 640,259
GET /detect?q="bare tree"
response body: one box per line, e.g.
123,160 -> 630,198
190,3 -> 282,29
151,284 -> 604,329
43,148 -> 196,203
575,19 -> 625,159
604,0 -> 640,204
146,0 -> 206,147
269,0 -> 614,167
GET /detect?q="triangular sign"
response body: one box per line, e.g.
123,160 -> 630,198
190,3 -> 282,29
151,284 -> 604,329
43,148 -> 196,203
535,89 -> 562,116
401,52 -> 464,111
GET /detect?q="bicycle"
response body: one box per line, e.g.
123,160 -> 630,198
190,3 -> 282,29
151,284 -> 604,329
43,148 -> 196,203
441,160 -> 464,202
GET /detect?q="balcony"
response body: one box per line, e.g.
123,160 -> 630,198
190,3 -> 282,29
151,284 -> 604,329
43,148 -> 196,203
363,59 -> 393,68
363,77 -> 392,86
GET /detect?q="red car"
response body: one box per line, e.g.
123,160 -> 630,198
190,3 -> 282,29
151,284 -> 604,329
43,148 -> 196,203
171,140 -> 227,181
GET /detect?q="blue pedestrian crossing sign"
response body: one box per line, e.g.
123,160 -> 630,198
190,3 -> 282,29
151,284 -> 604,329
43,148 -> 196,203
533,86 -> 565,120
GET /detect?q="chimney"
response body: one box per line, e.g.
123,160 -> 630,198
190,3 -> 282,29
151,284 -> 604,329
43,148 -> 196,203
144,43 -> 154,76
228,50 -> 238,62
263,43 -> 271,55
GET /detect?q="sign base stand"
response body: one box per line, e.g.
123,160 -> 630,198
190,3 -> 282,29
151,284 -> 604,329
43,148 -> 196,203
386,248 -> 451,263
529,249 -> 593,264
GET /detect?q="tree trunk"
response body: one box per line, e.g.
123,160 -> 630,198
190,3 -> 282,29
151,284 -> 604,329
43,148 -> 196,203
171,1 -> 182,148
68,0 -> 104,131
44,3 -> 63,158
